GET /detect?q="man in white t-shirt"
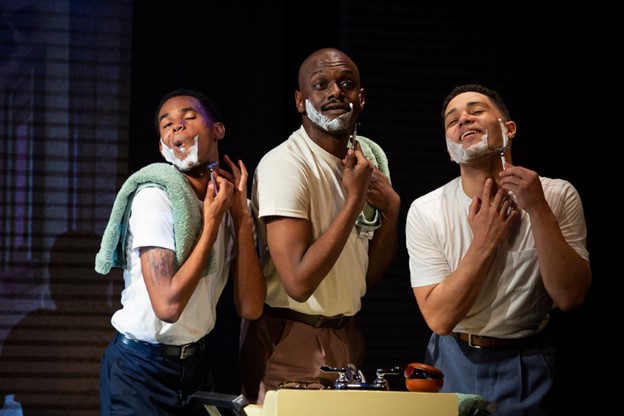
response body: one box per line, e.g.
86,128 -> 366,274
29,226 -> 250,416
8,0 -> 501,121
239,48 -> 401,405
405,84 -> 592,415
96,89 -> 266,415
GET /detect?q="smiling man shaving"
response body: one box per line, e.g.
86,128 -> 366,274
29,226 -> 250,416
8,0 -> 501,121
405,84 -> 592,415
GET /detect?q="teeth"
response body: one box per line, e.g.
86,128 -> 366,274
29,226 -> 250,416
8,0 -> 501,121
461,130 -> 477,141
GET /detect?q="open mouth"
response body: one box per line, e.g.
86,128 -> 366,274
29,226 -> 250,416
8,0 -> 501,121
460,130 -> 479,142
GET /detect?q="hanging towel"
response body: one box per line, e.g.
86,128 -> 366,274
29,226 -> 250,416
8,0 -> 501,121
353,135 -> 391,236
95,162 -> 215,275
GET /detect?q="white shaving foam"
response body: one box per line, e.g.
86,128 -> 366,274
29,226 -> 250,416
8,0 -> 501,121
305,99 -> 353,133
446,120 -> 509,165
160,135 -> 200,171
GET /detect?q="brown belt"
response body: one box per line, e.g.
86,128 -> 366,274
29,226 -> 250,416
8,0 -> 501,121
264,304 -> 353,329
450,331 -> 542,349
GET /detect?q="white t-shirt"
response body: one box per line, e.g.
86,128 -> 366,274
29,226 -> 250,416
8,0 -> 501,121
111,186 -> 233,345
405,176 -> 589,338
252,126 -> 369,317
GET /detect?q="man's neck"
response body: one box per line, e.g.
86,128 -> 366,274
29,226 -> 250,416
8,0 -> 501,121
302,121 -> 352,158
459,154 -> 505,198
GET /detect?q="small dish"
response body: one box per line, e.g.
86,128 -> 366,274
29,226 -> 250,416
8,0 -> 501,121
404,362 -> 444,392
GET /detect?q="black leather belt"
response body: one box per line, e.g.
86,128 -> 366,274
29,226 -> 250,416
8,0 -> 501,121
265,304 -> 353,329
118,332 -> 205,359
450,331 -> 543,350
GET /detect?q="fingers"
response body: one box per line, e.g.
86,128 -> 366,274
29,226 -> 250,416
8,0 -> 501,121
210,176 -> 234,210
236,158 -> 248,184
352,142 -> 372,167
222,154 -> 237,171
468,195 -> 481,220
490,186 -> 508,211
481,178 -> 495,206
220,155 -> 237,178
478,178 -> 516,218
206,181 -> 217,201
215,174 -> 233,191
342,147 -> 356,168
221,155 -> 248,192
343,140 -> 368,166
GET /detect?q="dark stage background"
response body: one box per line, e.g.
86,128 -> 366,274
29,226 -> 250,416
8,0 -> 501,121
1,1 -> 603,414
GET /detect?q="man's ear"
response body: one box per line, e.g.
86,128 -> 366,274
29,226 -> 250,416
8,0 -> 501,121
214,122 -> 226,141
295,90 -> 305,114
505,120 -> 517,141
358,88 -> 365,110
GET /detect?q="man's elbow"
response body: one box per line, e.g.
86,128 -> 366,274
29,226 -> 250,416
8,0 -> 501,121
239,303 -> 265,321
153,303 -> 182,323
556,290 -> 590,312
423,314 -> 455,336
286,289 -> 312,303
555,268 -> 592,312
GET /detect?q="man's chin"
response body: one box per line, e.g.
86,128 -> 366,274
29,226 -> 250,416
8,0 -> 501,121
321,122 -> 350,134
173,161 -> 201,172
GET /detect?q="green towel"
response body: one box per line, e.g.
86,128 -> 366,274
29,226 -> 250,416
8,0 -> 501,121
456,393 -> 496,416
354,135 -> 391,235
95,162 -> 215,275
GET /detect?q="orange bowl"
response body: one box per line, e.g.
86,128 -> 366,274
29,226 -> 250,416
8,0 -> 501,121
404,362 -> 444,392
405,377 -> 444,392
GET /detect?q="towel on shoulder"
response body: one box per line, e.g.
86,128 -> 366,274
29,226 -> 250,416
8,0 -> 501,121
95,162 -> 216,275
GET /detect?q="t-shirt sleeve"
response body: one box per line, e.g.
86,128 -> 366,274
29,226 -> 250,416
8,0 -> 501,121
129,187 -> 175,251
255,155 -> 309,220
548,179 -> 590,262
405,200 -> 450,288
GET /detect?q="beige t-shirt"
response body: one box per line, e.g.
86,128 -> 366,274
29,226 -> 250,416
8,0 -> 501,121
252,126 -> 369,317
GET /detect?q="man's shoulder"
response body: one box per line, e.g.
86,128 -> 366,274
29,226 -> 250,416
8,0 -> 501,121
415,178 -> 460,202
539,176 -> 572,188
258,130 -> 308,165
540,176 -> 581,203
408,178 -> 461,217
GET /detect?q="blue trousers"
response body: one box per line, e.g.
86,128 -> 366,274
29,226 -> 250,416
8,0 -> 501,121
100,332 -> 214,415
427,331 -> 560,416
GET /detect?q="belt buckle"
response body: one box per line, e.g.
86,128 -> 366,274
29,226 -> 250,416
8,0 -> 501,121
467,333 -> 482,349
179,343 -> 193,359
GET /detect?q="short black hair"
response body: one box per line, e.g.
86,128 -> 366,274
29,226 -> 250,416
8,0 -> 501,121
154,88 -> 222,135
441,84 -> 510,123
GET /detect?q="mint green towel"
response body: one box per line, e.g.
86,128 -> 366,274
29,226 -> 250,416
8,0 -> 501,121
354,135 -> 391,233
95,162 -> 215,275
456,393 -> 496,416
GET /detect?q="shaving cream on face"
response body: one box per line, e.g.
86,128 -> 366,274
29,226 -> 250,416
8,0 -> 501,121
160,135 -> 200,171
446,130 -> 490,164
305,99 -> 353,133
446,119 -> 510,165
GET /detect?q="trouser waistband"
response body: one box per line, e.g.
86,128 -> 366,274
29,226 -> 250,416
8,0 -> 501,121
264,304 -> 353,329
450,331 -> 546,349
117,332 -> 205,359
